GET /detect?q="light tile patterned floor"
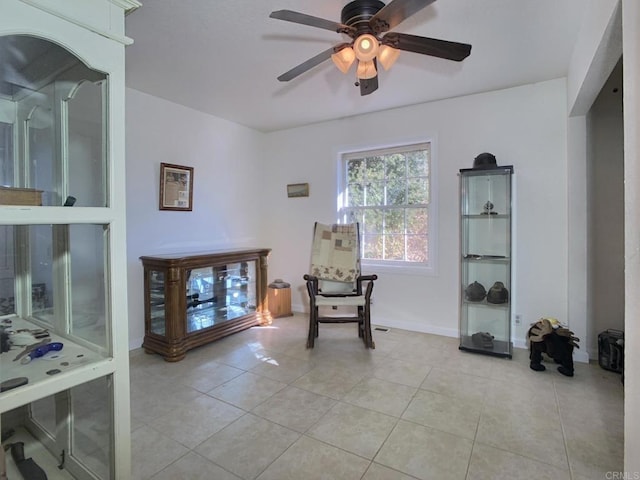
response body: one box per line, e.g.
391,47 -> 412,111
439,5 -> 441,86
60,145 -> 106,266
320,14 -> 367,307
130,314 -> 624,480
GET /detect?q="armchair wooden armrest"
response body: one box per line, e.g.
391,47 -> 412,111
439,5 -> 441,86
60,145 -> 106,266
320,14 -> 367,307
357,274 -> 377,296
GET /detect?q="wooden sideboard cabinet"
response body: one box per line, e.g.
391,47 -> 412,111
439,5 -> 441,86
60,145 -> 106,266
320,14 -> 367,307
141,248 -> 272,361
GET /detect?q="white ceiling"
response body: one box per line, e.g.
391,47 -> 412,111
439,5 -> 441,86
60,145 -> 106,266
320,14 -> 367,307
124,0 -> 588,133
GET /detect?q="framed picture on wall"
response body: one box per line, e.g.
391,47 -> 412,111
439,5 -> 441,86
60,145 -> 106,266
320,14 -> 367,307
287,183 -> 309,198
159,162 -> 193,211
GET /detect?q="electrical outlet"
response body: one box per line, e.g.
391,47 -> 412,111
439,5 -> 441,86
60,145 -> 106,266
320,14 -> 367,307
515,314 -> 522,325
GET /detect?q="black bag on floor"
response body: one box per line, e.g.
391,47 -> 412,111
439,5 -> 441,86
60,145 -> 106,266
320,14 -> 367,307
598,329 -> 624,374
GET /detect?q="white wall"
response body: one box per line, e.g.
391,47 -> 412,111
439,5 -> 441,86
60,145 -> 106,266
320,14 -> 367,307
125,88 -> 266,349
567,0 -> 638,470
566,0 -> 623,363
567,0 -> 621,116
588,62 -> 624,354
566,114 -> 589,359
262,79 -> 569,344
622,0 -> 640,472
124,79 -> 571,350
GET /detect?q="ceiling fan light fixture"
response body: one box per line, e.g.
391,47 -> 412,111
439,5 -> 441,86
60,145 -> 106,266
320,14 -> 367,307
270,1 -> 473,96
331,47 -> 356,74
353,33 -> 379,62
378,45 -> 400,70
357,60 -> 377,80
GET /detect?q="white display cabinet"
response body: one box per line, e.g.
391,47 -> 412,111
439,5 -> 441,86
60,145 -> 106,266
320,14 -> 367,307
459,165 -> 514,358
0,1 -> 139,478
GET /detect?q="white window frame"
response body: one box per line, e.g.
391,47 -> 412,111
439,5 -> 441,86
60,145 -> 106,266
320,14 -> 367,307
337,140 -> 438,276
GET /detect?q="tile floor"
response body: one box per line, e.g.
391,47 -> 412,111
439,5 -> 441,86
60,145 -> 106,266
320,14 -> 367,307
130,314 -> 624,480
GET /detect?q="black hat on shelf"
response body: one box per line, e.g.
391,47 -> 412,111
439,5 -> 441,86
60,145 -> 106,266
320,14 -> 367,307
473,152 -> 497,169
471,331 -> 495,349
487,281 -> 509,304
465,281 -> 487,302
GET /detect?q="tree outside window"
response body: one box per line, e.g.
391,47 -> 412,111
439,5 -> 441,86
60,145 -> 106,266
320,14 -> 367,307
339,142 -> 432,268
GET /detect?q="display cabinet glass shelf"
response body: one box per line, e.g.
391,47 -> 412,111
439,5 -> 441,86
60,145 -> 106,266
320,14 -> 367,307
141,248 -> 272,362
0,1 -> 137,478
459,165 -> 514,358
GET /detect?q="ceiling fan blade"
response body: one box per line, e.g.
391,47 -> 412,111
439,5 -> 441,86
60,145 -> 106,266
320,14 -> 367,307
270,10 -> 355,35
277,45 -> 347,82
369,0 -> 436,34
382,32 -> 471,61
359,75 -> 379,96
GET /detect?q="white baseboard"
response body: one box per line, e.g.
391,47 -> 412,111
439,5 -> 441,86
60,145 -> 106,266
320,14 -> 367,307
130,336 -> 144,351
233,306 -> 593,365
373,319 -> 459,339
291,303 -> 306,313
573,349 -> 590,363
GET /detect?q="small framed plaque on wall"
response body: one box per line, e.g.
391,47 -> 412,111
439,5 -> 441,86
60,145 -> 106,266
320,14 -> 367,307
287,183 -> 309,198
159,163 -> 193,211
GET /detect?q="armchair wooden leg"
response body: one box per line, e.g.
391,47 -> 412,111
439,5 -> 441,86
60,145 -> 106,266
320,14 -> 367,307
364,306 -> 375,349
307,308 -> 317,348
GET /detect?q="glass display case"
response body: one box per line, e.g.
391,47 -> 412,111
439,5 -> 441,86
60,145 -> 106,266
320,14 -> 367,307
141,248 -> 272,362
1,1 -> 137,478
459,165 -> 513,358
3,376 -> 115,479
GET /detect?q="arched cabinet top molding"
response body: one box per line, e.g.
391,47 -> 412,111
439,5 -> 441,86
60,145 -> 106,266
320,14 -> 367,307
0,6 -> 134,74
17,0 -> 140,45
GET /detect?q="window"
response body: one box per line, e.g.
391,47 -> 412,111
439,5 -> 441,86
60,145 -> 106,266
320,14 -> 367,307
339,142 -> 435,273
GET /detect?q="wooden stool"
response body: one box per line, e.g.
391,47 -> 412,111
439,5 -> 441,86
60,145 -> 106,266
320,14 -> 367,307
268,280 -> 293,318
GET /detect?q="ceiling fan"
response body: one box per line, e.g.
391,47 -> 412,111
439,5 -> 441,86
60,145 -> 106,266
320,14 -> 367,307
269,0 -> 472,95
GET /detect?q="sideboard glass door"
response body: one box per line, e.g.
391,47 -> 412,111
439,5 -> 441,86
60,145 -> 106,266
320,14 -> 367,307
148,270 -> 166,336
186,261 -> 257,333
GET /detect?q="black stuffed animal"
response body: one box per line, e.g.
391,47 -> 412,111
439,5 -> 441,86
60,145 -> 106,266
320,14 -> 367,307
1,326 -> 10,353
527,318 -> 579,377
